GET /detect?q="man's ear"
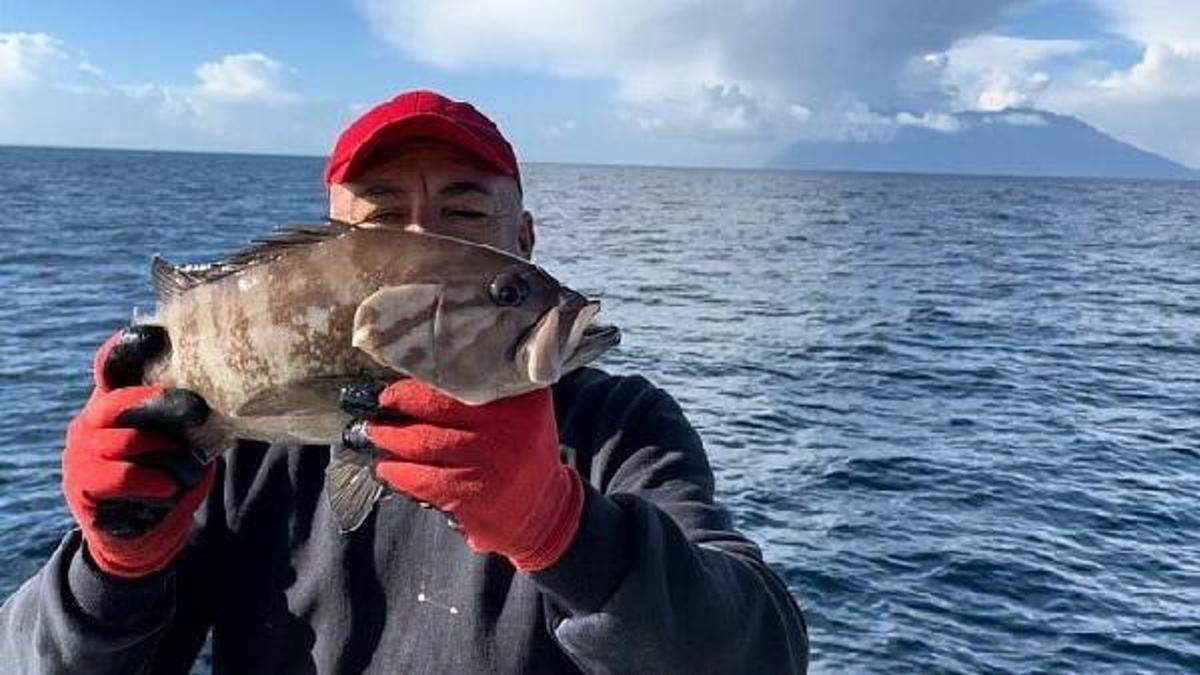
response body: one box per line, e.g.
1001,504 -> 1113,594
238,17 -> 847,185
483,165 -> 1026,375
519,211 -> 535,259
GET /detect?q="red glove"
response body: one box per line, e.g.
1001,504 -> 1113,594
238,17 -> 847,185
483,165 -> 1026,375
62,327 -> 215,578
353,380 -> 584,571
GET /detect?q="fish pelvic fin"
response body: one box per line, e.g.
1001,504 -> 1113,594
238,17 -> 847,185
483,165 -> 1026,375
325,443 -> 386,533
186,411 -> 238,463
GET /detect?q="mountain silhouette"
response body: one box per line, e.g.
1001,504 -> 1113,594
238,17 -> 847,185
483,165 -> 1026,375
768,109 -> 1197,180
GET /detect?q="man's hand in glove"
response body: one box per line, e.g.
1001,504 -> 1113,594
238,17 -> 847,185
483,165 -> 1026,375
345,380 -> 584,572
62,326 -> 214,578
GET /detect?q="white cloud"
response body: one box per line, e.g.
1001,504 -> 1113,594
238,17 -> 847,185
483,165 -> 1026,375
830,104 -> 966,141
931,35 -> 1088,111
631,83 -> 793,143
78,60 -> 103,78
1044,50 -> 1200,165
0,33 -> 73,89
897,111 -> 964,133
194,52 -> 294,101
996,111 -> 1047,126
978,74 -> 1043,110
925,16 -> 1200,166
1095,0 -> 1200,50
1036,1 -> 1200,166
7,3 -> 1200,167
354,0 -> 1200,166
1092,43 -> 1200,97
0,34 -> 346,155
356,0 -> 1024,143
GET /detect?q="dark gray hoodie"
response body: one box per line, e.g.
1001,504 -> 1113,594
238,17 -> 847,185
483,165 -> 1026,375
0,368 -> 808,673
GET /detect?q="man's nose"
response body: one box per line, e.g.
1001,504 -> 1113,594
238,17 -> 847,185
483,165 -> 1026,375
403,198 -> 437,234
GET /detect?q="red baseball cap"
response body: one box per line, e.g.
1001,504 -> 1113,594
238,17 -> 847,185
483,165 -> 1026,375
324,89 -> 520,187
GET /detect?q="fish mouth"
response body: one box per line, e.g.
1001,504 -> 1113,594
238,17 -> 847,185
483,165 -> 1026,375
579,322 -> 620,346
517,288 -> 619,385
556,290 -> 620,374
562,322 -> 620,374
558,291 -> 597,351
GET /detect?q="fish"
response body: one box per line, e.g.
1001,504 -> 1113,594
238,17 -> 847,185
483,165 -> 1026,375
142,219 -> 620,530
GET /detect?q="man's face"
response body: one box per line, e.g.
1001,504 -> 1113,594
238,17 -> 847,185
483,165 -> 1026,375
328,139 -> 534,258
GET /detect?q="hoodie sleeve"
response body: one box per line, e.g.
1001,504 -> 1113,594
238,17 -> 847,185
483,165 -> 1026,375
534,376 -> 809,674
0,462 -> 225,675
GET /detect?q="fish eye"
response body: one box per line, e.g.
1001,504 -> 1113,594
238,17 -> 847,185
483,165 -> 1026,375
490,274 -> 531,307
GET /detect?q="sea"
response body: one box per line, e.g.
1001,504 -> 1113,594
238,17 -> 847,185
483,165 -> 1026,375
0,145 -> 1197,673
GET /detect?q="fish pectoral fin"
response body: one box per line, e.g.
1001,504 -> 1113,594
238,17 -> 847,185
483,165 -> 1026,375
351,285 -> 441,378
325,444 -> 386,533
235,377 -> 368,417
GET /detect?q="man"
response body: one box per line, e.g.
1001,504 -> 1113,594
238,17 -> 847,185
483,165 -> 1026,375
0,89 -> 808,673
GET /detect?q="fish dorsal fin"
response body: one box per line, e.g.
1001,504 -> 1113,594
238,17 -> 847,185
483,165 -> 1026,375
222,220 -> 355,270
151,220 -> 356,293
151,255 -> 202,301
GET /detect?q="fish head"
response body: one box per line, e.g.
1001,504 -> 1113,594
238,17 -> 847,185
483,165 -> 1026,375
351,259 -> 608,404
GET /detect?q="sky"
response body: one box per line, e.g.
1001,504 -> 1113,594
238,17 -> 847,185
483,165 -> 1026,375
1,0 -> 1198,168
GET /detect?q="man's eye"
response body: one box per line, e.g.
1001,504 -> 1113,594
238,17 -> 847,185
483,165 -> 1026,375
446,209 -> 488,219
364,212 -> 405,225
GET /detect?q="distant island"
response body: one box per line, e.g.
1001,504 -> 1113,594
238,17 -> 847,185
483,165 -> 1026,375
767,109 -> 1199,181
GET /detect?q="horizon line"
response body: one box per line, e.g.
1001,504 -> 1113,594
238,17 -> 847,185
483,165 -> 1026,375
2,142 -> 1196,184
